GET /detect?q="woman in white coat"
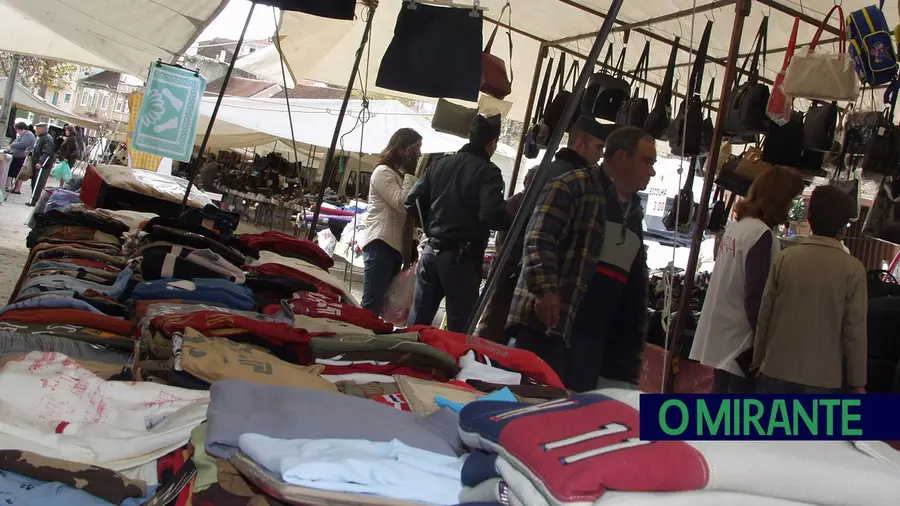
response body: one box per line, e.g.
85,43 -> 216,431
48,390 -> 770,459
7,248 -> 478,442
360,128 -> 422,315
689,166 -> 804,393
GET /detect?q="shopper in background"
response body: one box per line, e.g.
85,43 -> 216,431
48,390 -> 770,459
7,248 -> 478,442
689,166 -> 805,393
753,185 -> 867,394
360,128 -> 422,315
4,122 -> 35,193
474,166 -> 537,344
198,154 -> 221,191
405,114 -> 508,332
508,125 -> 656,392
27,122 -> 56,207
55,125 -> 79,187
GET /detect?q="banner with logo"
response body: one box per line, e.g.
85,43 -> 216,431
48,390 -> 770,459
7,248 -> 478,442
131,63 -> 206,162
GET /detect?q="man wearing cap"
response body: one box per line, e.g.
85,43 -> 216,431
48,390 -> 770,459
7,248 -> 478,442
28,122 -> 56,207
507,124 -> 657,392
405,114 -> 509,332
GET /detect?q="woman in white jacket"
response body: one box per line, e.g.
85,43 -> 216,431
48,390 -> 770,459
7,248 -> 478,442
689,166 -> 804,393
360,128 -> 422,314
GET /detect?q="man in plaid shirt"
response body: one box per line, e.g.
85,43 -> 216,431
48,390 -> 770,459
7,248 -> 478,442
507,125 -> 656,391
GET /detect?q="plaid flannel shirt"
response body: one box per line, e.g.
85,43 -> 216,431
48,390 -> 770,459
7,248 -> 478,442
507,165 -> 608,343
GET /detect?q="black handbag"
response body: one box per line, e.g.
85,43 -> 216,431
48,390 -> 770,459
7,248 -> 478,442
616,41 -> 651,128
644,37 -> 678,140
644,37 -> 680,141
542,54 -> 580,137
669,21 -> 712,157
804,100 -> 839,152
663,157 -> 699,233
524,52 -> 556,159
706,187 -> 728,232
866,270 -> 900,299
862,83 -> 900,176
844,107 -> 886,155
863,174 -> 900,244
584,45 -> 631,121
723,17 -> 771,136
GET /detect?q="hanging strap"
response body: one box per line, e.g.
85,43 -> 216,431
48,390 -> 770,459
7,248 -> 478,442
603,43 -> 615,72
884,79 -> 900,121
687,20 -> 713,97
659,36 -> 680,102
808,5 -> 845,54
533,53 -> 555,124
781,17 -> 800,72
615,46 -> 627,78
630,41 -> 651,96
547,52 -> 567,101
738,16 -> 768,85
705,77 -> 715,118
564,59 -> 580,90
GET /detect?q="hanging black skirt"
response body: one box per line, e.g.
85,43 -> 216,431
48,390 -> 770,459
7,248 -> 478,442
377,3 -> 483,102
255,0 -> 357,20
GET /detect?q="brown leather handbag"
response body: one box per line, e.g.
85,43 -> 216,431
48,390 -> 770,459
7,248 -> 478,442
481,2 -> 513,100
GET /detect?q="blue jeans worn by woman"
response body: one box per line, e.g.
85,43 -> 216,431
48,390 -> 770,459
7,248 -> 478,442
361,239 -> 403,315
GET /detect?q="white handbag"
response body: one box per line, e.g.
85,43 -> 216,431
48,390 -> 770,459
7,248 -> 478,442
781,5 -> 860,102
478,93 -> 513,118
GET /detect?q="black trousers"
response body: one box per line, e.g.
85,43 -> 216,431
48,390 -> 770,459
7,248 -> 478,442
756,375 -> 840,394
711,368 -> 757,394
408,245 -> 481,332
30,158 -> 54,205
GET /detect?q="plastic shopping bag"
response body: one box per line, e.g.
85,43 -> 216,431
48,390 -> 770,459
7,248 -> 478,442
50,161 -> 73,182
381,262 -> 417,328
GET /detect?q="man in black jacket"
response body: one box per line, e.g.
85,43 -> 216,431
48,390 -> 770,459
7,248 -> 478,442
405,114 -> 509,332
28,123 -> 56,207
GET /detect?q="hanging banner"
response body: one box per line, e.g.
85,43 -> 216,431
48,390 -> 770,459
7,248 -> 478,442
127,91 -> 163,172
131,63 -> 206,163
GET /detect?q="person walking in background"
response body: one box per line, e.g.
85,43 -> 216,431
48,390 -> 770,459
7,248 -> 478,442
4,122 -> 35,193
753,185 -> 867,394
507,125 -> 655,392
689,166 -> 805,394
405,114 -> 509,332
359,128 -> 422,315
55,125 -> 78,187
27,122 -> 56,207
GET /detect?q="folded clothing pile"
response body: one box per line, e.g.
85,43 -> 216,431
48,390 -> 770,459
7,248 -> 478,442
240,231 -> 334,270
458,389 -> 900,506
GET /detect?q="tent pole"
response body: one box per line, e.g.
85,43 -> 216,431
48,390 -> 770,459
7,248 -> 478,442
0,54 -> 21,148
463,0 -> 626,336
179,2 -> 256,213
507,44 -> 548,198
272,7 -> 305,211
663,0 -> 752,393
306,6 -> 376,241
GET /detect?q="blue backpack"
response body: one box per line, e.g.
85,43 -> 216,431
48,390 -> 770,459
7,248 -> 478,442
847,2 -> 898,86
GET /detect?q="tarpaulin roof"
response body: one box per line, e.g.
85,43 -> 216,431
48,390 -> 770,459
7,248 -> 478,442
0,77 -> 101,129
274,0 -> 897,123
0,0 -> 228,78
196,96 -> 467,154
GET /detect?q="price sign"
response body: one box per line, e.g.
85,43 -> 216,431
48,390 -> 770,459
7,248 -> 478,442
646,187 -> 667,217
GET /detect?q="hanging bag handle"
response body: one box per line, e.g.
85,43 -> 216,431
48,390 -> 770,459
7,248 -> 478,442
532,53 -> 555,124
615,46 -> 627,78
484,2 -> 513,84
630,40 -> 651,97
808,5 -> 845,54
564,59 -> 580,90
749,16 -> 768,83
688,20 -> 713,97
603,43 -> 615,72
781,17 -> 800,72
883,79 -> 900,122
659,36 -> 680,104
705,76 -> 716,119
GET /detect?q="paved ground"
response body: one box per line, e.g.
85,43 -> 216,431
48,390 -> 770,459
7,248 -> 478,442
0,189 -> 41,304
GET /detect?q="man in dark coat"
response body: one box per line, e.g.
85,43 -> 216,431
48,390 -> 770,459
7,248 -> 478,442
28,123 -> 56,207
405,114 -> 510,332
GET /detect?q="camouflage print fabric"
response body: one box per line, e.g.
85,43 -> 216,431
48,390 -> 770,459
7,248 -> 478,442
335,380 -> 402,399
0,450 -> 146,504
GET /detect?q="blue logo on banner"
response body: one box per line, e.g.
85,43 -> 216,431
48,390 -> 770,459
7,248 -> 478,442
639,395 -> 900,440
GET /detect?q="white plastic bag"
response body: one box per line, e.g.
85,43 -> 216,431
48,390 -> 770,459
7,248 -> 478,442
381,262 -> 417,327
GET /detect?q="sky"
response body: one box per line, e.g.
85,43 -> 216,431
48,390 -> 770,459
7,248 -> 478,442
197,0 -> 278,42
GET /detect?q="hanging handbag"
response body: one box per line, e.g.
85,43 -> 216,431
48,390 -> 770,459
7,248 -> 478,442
669,21 -> 712,157
844,102 -> 887,155
706,187 -> 728,232
663,157 -> 699,233
830,138 -> 862,221
724,16 -> 771,136
431,98 -> 477,138
863,81 -> 900,176
804,100 -> 839,152
863,174 -> 900,243
644,37 -> 679,140
616,41 -> 651,128
781,4 -> 860,102
767,17 -> 799,126
583,44 -> 631,121
715,146 -> 772,197
523,51 -> 555,159
542,55 -> 580,137
701,77 -> 715,153
480,2 -> 513,100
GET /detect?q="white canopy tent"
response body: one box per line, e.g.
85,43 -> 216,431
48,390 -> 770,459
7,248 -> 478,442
0,77 -> 101,129
196,96 -> 467,155
272,0 -> 896,123
0,0 -> 228,77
